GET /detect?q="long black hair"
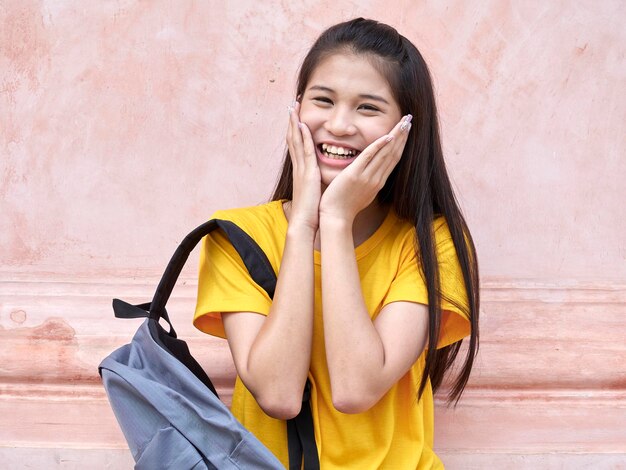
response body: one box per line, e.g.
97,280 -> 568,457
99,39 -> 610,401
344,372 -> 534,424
272,18 -> 479,405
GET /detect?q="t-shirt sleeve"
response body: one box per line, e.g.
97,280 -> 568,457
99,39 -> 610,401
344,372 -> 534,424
193,216 -> 272,339
383,221 -> 471,349
383,230 -> 430,308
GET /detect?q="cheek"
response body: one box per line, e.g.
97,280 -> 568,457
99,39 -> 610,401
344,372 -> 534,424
298,104 -> 324,128
298,111 -> 317,128
362,122 -> 395,145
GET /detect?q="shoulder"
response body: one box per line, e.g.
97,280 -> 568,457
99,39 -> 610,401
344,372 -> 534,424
382,213 -> 458,262
433,216 -> 454,246
383,211 -> 415,247
384,212 -> 451,247
210,200 -> 288,238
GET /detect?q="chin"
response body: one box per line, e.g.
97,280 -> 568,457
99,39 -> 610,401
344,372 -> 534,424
319,166 -> 342,188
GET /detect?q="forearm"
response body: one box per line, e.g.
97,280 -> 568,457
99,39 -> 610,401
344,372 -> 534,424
319,216 -> 388,410
244,223 -> 315,412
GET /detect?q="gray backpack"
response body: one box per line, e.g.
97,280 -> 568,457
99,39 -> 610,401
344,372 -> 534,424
99,219 -> 319,469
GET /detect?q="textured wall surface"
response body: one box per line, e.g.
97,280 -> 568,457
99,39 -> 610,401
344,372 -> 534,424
1,1 -> 625,468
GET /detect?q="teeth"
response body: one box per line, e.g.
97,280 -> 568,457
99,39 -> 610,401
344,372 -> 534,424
321,143 -> 356,158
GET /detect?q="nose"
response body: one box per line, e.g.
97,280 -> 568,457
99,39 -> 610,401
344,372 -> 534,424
323,106 -> 357,136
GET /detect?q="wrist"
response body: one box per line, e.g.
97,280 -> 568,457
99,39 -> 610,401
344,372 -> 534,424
319,199 -> 357,228
319,213 -> 353,232
286,221 -> 317,242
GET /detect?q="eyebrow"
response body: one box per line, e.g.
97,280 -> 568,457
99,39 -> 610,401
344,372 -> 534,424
308,85 -> 391,106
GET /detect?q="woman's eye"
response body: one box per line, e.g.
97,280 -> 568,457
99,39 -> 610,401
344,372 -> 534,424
359,104 -> 380,112
313,96 -> 333,105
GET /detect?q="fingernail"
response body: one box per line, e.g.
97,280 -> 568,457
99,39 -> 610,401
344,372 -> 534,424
287,105 -> 293,115
405,114 -> 413,123
385,135 -> 394,142
400,121 -> 409,132
298,122 -> 304,129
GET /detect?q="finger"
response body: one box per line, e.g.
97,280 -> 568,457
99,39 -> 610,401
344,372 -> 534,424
370,127 -> 407,175
376,140 -> 405,182
399,113 -> 413,133
382,120 -> 411,169
286,106 -> 293,151
297,122 -> 317,165
357,114 -> 410,167
362,118 -> 411,184
385,117 -> 411,169
286,102 -> 303,166
348,133 -> 395,173
366,114 -> 411,170
290,103 -> 305,151
384,114 -> 412,141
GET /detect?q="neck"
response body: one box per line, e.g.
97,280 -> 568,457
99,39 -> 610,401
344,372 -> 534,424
352,200 -> 389,244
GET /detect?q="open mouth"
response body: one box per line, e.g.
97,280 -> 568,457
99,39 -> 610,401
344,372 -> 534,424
318,143 -> 361,160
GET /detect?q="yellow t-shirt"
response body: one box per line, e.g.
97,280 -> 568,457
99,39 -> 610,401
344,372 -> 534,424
194,200 -> 470,469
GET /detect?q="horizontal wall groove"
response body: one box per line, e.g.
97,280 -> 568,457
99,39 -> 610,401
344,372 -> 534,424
0,383 -> 234,402
2,382 -> 624,405
2,277 -> 625,310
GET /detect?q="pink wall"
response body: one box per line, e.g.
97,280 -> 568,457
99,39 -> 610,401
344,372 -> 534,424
2,1 -> 625,468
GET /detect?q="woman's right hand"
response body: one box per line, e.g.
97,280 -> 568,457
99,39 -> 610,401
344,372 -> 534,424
286,101 -> 321,231
218,102 -> 318,420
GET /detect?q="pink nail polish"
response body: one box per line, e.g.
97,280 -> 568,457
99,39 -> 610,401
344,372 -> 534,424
405,114 -> 413,123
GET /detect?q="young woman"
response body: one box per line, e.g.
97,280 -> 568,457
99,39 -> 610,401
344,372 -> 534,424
194,18 -> 479,469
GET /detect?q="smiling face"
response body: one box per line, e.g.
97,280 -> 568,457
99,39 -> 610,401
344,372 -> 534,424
298,52 -> 403,188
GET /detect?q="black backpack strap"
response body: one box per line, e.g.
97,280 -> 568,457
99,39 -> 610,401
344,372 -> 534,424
111,219 -> 275,338
112,300 -> 152,319
113,217 -> 319,468
149,219 -> 276,327
288,381 -> 320,470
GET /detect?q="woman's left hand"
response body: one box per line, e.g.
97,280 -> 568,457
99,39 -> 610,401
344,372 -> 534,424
319,115 -> 412,223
